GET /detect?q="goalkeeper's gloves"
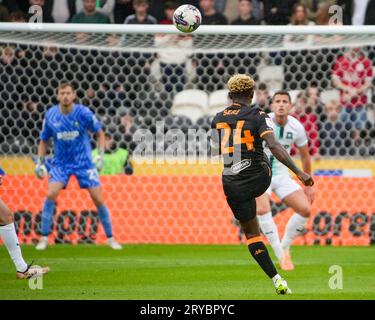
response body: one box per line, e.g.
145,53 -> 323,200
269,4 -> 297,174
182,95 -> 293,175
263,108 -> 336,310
35,157 -> 48,179
93,150 -> 104,172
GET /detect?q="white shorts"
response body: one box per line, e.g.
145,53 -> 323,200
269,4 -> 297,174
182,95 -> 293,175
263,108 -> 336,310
266,174 -> 301,200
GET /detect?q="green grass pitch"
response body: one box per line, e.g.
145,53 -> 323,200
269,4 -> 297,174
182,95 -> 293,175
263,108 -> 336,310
1,244 -> 375,300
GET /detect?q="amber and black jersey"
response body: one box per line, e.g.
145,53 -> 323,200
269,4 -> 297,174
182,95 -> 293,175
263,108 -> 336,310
211,103 -> 274,172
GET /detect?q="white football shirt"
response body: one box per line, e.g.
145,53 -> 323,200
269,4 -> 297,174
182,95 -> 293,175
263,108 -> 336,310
264,112 -> 308,176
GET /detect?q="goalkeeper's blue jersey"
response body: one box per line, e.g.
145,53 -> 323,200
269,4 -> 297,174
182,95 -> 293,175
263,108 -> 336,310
40,104 -> 102,169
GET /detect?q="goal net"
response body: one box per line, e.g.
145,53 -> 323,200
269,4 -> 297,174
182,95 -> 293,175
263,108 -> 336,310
0,24 -> 374,246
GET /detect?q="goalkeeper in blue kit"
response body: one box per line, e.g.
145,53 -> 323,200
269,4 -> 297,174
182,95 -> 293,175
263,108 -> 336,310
35,83 -> 122,250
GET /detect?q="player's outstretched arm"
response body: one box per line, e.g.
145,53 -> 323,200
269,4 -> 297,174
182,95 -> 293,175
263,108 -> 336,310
37,140 -> 48,160
262,132 -> 314,187
298,144 -> 315,203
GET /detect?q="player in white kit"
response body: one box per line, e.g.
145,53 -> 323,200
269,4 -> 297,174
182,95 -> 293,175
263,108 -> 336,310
257,91 -> 315,270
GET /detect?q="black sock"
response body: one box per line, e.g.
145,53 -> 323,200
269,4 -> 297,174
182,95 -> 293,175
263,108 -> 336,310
248,239 -> 278,279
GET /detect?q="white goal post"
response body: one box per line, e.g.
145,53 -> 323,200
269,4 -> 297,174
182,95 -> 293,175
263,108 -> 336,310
1,24 -> 375,53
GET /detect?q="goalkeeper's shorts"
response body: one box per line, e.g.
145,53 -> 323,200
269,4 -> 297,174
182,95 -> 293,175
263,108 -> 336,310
49,166 -> 100,189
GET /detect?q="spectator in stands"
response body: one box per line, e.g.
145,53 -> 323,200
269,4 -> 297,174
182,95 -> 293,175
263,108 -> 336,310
9,10 -> 27,22
1,0 -> 21,13
315,0 -> 334,25
319,100 -> 354,156
200,0 -> 227,25
224,0 -> 262,23
76,0 -> 115,23
306,83 -> 324,118
124,0 -> 157,24
0,45 -> 16,66
0,3 -> 10,21
255,82 -> 271,112
28,0 -> 55,23
231,0 -> 259,25
43,0 -> 76,23
261,0 -> 298,25
289,3 -> 315,26
147,0 -> 200,23
283,3 -> 315,48
148,0 -> 169,22
114,0 -> 134,24
298,0 -> 318,20
292,91 -> 320,157
159,1 -> 177,24
70,0 -> 110,23
332,47 -> 373,130
215,0 -> 226,13
92,133 -> 134,175
337,0 -> 375,25
42,42 -> 58,59
298,0 -> 335,21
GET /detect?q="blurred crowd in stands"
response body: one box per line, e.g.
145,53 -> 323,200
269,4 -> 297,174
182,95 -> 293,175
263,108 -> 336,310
0,0 -> 374,25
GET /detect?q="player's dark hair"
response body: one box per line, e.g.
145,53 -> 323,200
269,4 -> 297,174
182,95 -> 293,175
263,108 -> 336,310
57,82 -> 75,93
272,91 -> 291,103
229,90 -> 254,102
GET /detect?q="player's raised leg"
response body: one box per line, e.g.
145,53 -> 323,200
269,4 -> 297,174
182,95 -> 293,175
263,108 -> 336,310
36,181 -> 65,250
280,189 -> 311,268
0,199 -> 50,278
228,197 -> 291,295
88,186 -> 122,250
256,193 -> 284,263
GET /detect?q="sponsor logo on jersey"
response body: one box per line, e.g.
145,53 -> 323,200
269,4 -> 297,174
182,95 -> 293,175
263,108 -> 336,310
286,132 -> 293,139
231,159 -> 252,174
57,131 -> 79,141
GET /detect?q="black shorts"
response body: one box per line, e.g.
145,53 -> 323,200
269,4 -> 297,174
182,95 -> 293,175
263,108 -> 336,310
222,161 -> 272,222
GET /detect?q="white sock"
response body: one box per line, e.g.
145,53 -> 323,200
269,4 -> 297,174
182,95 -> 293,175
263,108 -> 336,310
0,223 -> 28,272
281,213 -> 308,251
272,274 -> 282,285
258,212 -> 284,261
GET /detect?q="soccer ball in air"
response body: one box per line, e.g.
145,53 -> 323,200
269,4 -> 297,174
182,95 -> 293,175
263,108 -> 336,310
173,4 -> 202,33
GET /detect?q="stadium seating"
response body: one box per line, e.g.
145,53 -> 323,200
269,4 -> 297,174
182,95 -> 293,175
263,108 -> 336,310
171,89 -> 208,123
257,65 -> 284,94
207,89 -> 230,116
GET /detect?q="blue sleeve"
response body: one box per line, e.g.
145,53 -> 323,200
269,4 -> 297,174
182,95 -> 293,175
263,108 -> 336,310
81,107 -> 102,133
40,118 -> 52,141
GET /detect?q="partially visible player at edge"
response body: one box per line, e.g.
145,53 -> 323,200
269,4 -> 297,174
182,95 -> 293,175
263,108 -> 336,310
257,91 -> 314,270
35,83 -> 122,250
0,168 -> 50,278
211,74 -> 314,294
